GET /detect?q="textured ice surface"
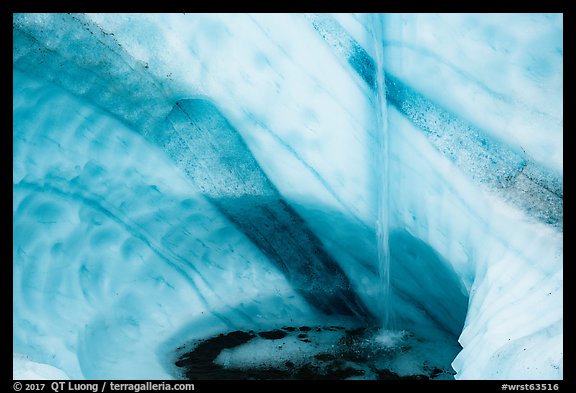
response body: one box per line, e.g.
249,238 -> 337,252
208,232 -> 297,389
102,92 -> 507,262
13,13 -> 562,380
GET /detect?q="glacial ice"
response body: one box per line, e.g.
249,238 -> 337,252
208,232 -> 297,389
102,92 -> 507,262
13,13 -> 562,380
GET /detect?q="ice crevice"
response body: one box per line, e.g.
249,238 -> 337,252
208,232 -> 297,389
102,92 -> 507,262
13,13 -> 562,380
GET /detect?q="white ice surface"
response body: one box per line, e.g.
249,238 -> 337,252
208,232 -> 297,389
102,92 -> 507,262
13,354 -> 70,380
381,13 -> 563,173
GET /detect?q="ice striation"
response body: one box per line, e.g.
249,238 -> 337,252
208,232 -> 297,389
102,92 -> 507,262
13,13 -> 562,380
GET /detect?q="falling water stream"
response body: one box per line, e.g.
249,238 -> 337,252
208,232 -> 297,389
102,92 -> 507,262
370,13 -> 394,331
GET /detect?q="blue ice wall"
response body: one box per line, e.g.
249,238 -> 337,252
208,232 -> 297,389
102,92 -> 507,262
13,13 -> 562,380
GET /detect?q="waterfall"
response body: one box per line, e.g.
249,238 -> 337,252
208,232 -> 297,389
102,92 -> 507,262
370,13 -> 393,330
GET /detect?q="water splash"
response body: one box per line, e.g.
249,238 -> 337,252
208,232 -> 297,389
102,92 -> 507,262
374,329 -> 408,348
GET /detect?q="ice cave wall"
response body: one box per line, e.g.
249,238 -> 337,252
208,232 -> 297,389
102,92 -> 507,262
13,13 -> 562,379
